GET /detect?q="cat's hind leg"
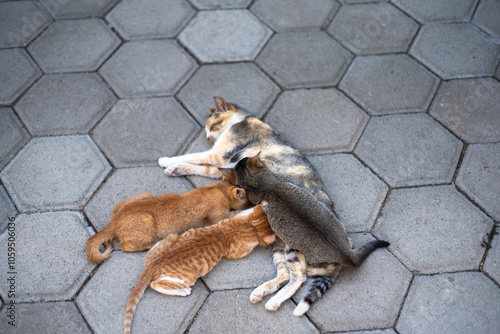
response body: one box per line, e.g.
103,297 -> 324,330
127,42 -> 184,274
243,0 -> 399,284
250,245 -> 289,303
150,276 -> 193,297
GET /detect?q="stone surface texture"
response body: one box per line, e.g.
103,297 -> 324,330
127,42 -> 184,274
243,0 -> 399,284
1,0 -> 499,332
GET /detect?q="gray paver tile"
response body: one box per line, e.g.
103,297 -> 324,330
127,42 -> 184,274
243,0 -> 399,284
410,23 -> 500,79
178,10 -> 271,63
307,154 -> 388,232
340,54 -> 439,115
0,136 -> 111,212
92,97 -> 199,167
305,234 -> 411,332
355,114 -> 463,187
473,0 -> 500,43
343,330 -> 396,334
189,0 -> 251,9
0,186 -> 17,233
177,63 -> 280,124
77,252 -> 209,334
456,143 -> 500,221
373,185 -> 493,274
189,289 -> 319,334
397,272 -> 500,333
265,89 -> 368,153
84,167 -> 191,232
341,0 -> 389,3
99,40 -> 197,98
328,3 -> 418,55
27,18 -> 120,73
429,78 -> 500,143
496,63 -> 500,80
0,108 -> 30,170
0,48 -> 41,105
392,0 -> 478,23
251,0 -> 339,31
0,301 -> 91,334
256,31 -> 352,89
15,73 -> 116,136
39,0 -> 118,19
484,234 -> 500,284
106,0 -> 194,40
203,246 -> 275,290
0,1 -> 51,48
0,211 -> 94,302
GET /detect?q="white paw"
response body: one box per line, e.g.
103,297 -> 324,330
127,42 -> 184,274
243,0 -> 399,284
265,298 -> 281,312
250,291 -> 263,304
158,157 -> 177,168
293,301 -> 309,316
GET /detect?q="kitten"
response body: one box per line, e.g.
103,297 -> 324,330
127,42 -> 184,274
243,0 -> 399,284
219,154 -> 390,316
85,177 -> 250,264
123,205 -> 275,334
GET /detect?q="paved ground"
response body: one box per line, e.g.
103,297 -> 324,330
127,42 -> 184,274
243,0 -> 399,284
0,0 -> 499,333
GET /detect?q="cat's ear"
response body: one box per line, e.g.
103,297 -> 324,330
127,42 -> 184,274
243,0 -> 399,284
233,188 -> 247,200
214,97 -> 229,112
248,152 -> 263,171
219,167 -> 236,184
206,106 -> 215,114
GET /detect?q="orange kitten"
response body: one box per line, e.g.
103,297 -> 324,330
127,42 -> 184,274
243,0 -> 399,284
85,177 -> 250,264
123,205 -> 275,334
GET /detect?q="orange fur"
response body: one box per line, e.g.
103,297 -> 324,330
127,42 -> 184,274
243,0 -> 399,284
123,205 -> 274,334
85,177 -> 250,264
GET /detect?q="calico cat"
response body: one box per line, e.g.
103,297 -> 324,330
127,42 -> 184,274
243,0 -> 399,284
123,205 -> 275,334
85,177 -> 250,264
219,154 -> 390,316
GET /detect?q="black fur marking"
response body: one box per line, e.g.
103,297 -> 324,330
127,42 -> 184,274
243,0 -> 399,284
224,140 -> 258,162
303,277 -> 335,305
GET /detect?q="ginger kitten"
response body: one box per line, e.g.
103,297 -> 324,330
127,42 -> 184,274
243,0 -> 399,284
85,177 -> 250,264
123,205 -> 275,334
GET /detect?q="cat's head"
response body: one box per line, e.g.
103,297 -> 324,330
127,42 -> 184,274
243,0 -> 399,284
250,205 -> 275,246
220,176 -> 251,210
205,97 -> 238,142
219,152 -> 267,189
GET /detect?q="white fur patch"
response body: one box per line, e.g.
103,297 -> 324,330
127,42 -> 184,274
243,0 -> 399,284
158,276 -> 186,285
293,301 -> 310,316
235,207 -> 255,217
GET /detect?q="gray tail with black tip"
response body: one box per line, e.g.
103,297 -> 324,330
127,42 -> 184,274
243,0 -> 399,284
351,240 -> 390,266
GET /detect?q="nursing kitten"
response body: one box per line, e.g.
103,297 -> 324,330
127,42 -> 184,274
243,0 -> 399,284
219,154 -> 389,316
85,177 -> 250,264
123,205 -> 275,334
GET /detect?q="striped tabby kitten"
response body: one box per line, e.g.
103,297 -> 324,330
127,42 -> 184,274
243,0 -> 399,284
123,205 -> 275,334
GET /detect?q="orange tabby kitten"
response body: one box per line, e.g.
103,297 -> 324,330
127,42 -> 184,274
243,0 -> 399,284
123,205 -> 275,334
85,177 -> 250,264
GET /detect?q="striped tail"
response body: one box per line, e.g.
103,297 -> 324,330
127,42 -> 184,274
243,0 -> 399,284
293,276 -> 335,316
123,271 -> 151,334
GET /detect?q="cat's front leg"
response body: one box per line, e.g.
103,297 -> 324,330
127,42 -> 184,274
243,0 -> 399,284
165,164 -> 223,178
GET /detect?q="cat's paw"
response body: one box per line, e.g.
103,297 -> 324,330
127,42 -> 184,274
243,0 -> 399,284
250,291 -> 264,303
265,299 -> 281,312
165,165 -> 191,176
292,301 -> 309,316
159,157 -> 176,168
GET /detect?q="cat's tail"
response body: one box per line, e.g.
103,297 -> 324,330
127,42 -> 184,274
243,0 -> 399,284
85,223 -> 116,264
124,270 -> 152,334
294,276 -> 335,316
350,239 -> 390,266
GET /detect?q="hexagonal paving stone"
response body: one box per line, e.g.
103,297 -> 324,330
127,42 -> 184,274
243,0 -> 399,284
328,3 -> 418,55
99,40 -> 197,98
92,98 -> 198,167
355,114 -> 463,187
397,272 -> 500,333
189,0 -> 251,9
0,1 -> 51,48
39,0 -> 118,19
348,331 -> 396,334
106,0 -> 194,40
484,234 -> 500,284
265,89 -> 368,154
456,143 -> 500,221
410,23 -> 499,79
304,234 -> 411,332
0,136 -> 111,212
77,252 -> 209,334
257,31 -> 352,89
0,186 -> 17,233
474,0 -> 500,44
179,10 -> 271,63
85,167 -> 191,233
307,154 -> 388,232
0,302 -> 91,334
203,246 -> 275,290
0,108 -> 30,170
251,0 -> 339,31
0,49 -> 41,105
374,185 -> 493,274
15,73 -> 116,136
189,289 -> 319,334
429,78 -> 500,143
392,0 -> 477,23
28,19 -> 120,73
177,63 -> 280,124
0,211 -> 94,302
339,54 -> 439,115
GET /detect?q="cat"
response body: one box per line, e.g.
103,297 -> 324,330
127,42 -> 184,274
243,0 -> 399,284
123,204 -> 275,334
85,177 -> 250,264
219,153 -> 390,316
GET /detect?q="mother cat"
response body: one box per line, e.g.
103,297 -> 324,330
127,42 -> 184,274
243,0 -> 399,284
158,97 -> 351,313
